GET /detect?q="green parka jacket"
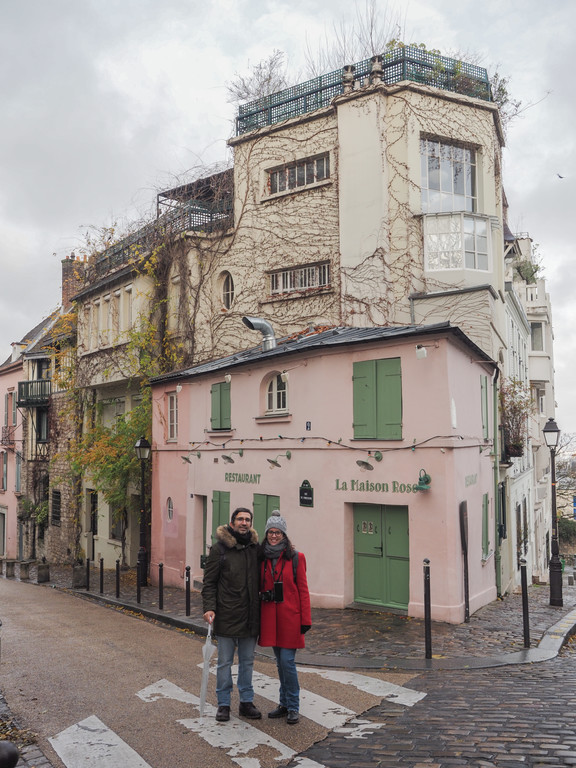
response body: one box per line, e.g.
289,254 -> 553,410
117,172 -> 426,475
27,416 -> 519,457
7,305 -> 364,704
201,524 -> 260,638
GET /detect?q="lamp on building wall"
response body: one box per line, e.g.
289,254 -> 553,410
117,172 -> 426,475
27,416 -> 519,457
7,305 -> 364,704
267,450 -> 292,468
222,449 -> 244,464
134,436 -> 151,588
356,459 -> 374,471
415,470 -> 432,491
543,417 -> 562,607
181,451 -> 201,463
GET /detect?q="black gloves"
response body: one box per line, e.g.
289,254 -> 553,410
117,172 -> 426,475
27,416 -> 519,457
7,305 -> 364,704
301,625 -> 311,634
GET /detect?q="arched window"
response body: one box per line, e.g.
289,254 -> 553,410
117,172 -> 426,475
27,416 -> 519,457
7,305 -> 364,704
222,272 -> 235,309
267,374 -> 287,413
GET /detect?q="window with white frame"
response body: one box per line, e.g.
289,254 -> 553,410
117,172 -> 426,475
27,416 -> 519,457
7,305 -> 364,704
424,213 -> 489,271
0,452 -> 6,491
168,392 -> 178,441
267,153 -> 330,196
270,262 -> 331,296
267,374 -> 287,414
222,272 -> 235,309
421,138 -> 477,213
531,322 -> 544,352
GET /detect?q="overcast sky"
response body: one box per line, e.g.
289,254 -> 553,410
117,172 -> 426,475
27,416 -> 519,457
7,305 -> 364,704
1,0 -> 574,431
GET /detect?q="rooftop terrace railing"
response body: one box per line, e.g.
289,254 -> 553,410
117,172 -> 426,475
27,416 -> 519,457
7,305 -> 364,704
90,198 -> 232,279
236,46 -> 491,135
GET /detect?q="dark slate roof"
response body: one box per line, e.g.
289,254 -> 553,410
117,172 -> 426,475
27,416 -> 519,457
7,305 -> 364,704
151,321 -> 494,385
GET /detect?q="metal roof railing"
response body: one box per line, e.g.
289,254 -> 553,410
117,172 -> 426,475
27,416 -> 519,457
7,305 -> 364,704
236,46 -> 491,135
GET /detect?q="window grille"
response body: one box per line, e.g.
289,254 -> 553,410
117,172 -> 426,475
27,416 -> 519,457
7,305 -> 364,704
270,262 -> 331,296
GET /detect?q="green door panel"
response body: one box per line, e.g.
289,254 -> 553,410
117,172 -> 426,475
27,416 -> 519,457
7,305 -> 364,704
252,494 -> 280,540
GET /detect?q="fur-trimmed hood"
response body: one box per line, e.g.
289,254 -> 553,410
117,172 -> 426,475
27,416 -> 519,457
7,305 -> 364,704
216,524 -> 259,550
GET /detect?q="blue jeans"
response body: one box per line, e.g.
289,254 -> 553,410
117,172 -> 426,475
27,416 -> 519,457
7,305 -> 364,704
273,647 -> 299,712
216,635 -> 257,707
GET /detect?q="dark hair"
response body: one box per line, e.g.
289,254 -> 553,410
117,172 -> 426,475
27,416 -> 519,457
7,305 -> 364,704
231,507 -> 253,523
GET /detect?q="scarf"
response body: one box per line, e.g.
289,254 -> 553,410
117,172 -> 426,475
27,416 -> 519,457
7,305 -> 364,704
228,526 -> 252,546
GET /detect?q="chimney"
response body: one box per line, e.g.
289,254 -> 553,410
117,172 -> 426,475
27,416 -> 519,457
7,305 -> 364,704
61,252 -> 85,311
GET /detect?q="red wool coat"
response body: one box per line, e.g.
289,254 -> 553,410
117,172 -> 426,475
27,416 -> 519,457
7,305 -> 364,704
258,552 -> 312,649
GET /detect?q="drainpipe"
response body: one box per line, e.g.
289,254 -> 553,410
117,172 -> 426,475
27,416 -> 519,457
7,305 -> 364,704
242,316 -> 277,351
493,366 -> 502,597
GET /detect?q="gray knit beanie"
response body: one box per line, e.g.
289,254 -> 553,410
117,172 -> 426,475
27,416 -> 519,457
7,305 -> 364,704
265,510 -> 287,535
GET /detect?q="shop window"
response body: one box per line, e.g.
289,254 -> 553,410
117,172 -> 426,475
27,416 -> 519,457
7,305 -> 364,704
352,358 -> 402,440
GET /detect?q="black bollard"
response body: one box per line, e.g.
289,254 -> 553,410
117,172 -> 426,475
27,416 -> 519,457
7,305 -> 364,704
115,559 -> 120,599
137,561 -> 142,604
159,563 -> 164,611
0,741 -> 19,768
185,566 -> 191,617
423,558 -> 432,659
99,557 -> 104,594
520,557 -> 530,648
86,557 -> 90,592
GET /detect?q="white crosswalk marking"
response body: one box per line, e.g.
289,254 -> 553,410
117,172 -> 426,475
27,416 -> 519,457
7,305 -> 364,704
297,667 -> 427,706
49,715 -> 152,768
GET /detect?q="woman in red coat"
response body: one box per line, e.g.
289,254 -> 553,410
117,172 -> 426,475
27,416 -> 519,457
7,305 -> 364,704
258,510 -> 311,725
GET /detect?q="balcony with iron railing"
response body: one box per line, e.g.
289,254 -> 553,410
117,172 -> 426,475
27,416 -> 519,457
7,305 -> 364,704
236,46 -> 491,135
90,198 -> 233,280
17,379 -> 51,407
1,425 -> 16,446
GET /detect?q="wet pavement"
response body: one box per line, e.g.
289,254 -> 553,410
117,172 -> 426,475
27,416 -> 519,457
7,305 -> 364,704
21,561 -> 576,666
4,561 -> 576,767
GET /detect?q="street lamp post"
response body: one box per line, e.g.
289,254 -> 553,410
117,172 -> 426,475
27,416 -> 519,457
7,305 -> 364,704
543,417 -> 562,607
134,436 -> 151,588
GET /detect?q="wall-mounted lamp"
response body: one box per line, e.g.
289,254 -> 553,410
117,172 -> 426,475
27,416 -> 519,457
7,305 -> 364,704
176,383 -> 183,393
280,371 -> 289,384
416,469 -> 432,491
181,451 -> 201,463
267,450 -> 292,468
222,449 -> 244,464
224,373 -> 232,384
415,342 -> 439,360
356,459 -> 374,471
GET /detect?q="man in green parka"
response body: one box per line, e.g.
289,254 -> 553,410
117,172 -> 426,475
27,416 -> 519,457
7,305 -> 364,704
202,506 -> 261,722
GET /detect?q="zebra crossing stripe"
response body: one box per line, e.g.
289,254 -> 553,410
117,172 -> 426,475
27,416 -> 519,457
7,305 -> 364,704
138,679 -> 297,767
49,715 -> 152,768
296,668 -> 427,706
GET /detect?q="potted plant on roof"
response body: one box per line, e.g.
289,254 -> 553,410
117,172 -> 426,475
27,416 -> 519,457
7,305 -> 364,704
499,377 -> 534,458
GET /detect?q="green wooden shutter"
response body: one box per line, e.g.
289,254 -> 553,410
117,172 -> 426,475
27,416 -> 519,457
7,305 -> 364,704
376,358 -> 402,440
480,375 -> 489,439
482,493 -> 489,558
210,382 -> 231,430
252,494 -> 280,539
353,360 -> 377,438
211,490 -> 230,543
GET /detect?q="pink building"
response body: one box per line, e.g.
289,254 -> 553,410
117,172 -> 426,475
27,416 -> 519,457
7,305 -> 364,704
151,321 -> 497,624
0,348 -> 24,560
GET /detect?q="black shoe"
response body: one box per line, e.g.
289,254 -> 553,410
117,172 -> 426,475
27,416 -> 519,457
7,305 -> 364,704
239,701 -> 262,719
287,710 -> 299,724
268,705 -> 288,719
216,705 -> 230,722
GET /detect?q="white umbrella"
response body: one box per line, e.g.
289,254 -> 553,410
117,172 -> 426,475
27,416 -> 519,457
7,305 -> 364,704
199,623 -> 216,716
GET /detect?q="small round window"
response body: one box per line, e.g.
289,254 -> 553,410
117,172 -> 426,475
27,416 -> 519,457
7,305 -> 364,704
167,497 -> 174,521
222,272 -> 235,309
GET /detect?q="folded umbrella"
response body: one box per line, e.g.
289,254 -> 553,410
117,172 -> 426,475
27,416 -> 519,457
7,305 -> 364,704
199,623 -> 216,716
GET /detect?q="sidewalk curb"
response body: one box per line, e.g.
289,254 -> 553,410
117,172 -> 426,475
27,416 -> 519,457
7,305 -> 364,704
65,587 -> 576,671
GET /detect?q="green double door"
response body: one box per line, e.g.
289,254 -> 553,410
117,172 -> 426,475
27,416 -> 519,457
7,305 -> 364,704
211,491 -> 279,544
354,504 -> 410,609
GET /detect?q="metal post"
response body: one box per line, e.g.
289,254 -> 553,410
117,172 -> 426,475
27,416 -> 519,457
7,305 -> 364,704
115,559 -> 120,599
85,557 -> 90,592
0,740 -> 20,768
136,561 -> 141,604
99,558 -> 104,594
549,445 -> 563,606
423,558 -> 432,659
520,558 -> 530,648
159,562 -> 164,611
138,454 -> 148,588
185,566 -> 191,617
